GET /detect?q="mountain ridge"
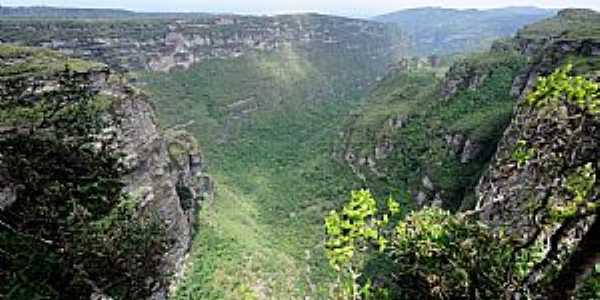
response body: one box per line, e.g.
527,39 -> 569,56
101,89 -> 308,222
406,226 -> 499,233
373,6 -> 558,55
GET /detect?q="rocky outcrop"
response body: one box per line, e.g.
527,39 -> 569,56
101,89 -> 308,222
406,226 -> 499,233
444,133 -> 483,164
0,14 -> 405,72
510,38 -> 600,99
476,86 -> 598,231
111,90 -> 212,299
440,61 -> 490,100
476,7 -> 599,257
511,10 -> 600,101
475,62 -> 599,297
0,47 -> 212,299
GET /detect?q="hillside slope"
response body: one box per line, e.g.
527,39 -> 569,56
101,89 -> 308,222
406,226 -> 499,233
341,9 -> 600,212
133,14 -> 407,299
374,6 -> 556,55
337,49 -> 526,211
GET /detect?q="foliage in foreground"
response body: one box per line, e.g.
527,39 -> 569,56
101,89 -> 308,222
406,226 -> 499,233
326,66 -> 600,299
326,190 -> 598,300
325,190 -> 515,299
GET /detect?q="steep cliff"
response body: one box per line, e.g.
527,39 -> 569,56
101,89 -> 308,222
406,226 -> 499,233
475,65 -> 599,300
0,45 -> 212,299
475,9 -> 600,298
0,14 -> 405,72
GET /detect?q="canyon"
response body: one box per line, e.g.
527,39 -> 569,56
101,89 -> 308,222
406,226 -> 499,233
1,6 -> 599,300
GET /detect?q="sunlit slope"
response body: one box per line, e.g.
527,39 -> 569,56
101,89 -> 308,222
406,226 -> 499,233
140,35 -> 401,299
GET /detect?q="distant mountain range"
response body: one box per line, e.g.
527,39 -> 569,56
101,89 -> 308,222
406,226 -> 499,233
373,6 -> 558,55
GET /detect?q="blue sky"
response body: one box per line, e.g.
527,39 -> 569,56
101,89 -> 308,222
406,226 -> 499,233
3,0 -> 599,17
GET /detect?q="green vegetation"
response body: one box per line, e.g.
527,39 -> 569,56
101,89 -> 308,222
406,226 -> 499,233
518,9 -> 600,40
325,191 -> 515,299
0,62 -> 166,298
511,140 -> 536,168
0,44 -> 103,77
342,50 -> 526,209
140,44 -> 392,299
526,64 -> 600,113
324,190 -> 399,299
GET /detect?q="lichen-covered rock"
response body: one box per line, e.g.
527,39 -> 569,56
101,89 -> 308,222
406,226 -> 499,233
475,65 -> 599,296
0,45 -> 212,299
110,92 -> 212,299
440,61 -> 489,100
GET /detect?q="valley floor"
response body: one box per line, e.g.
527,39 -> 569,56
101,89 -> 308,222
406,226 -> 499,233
139,53 -> 372,299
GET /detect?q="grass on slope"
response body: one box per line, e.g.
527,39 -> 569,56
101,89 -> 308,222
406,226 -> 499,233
138,48 -> 387,299
517,9 -> 600,40
341,51 -> 526,210
0,44 -> 103,77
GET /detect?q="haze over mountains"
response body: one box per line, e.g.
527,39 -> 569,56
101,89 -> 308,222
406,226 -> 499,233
0,3 -> 599,300
374,6 -> 557,54
0,5 -> 563,56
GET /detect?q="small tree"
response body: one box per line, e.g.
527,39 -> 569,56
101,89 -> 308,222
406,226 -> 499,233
325,65 -> 600,300
324,189 -> 400,299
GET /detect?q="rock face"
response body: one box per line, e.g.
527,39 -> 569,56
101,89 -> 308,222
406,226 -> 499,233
444,133 -> 482,164
112,90 -> 212,299
475,11 -> 600,294
440,60 -> 490,100
475,72 -> 599,295
0,14 -> 405,72
0,47 -> 212,299
476,84 -> 599,233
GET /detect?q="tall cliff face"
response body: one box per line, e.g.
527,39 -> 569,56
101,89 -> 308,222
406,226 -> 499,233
475,10 -> 600,297
475,67 -> 599,299
112,87 -> 213,299
0,14 -> 406,72
0,45 -> 212,299
478,9 -> 600,216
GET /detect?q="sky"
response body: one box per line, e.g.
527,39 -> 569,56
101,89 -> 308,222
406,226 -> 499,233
2,0 -> 599,17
